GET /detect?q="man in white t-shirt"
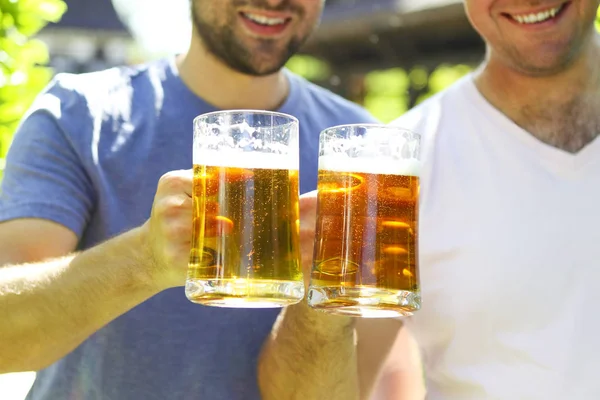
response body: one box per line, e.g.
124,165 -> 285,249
258,1 -> 600,399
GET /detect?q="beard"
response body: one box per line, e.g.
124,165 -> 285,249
191,0 -> 308,76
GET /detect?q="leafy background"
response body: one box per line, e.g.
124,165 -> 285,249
0,0 -> 67,178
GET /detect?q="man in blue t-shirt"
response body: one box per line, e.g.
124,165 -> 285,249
0,1 -> 378,399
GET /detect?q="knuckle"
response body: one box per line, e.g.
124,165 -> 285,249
154,197 -> 174,217
154,196 -> 191,218
157,170 -> 192,193
157,171 -> 179,189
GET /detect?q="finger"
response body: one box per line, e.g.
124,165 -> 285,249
299,190 -> 318,230
157,169 -> 194,197
299,190 -> 318,209
155,194 -> 193,220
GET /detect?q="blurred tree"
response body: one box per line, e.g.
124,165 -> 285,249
286,55 -> 330,82
363,64 -> 473,123
363,68 -> 410,123
287,56 -> 474,123
0,0 -> 66,179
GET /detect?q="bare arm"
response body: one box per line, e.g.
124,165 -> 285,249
356,318 -> 405,399
259,307 -> 422,400
258,191 -> 359,400
258,191 -> 424,399
0,170 -> 193,373
0,223 -> 157,372
359,321 -> 426,400
259,302 -> 358,400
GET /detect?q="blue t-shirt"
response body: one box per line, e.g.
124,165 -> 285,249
0,58 -> 377,400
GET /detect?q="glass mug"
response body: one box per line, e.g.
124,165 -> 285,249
185,110 -> 303,308
308,124 -> 421,318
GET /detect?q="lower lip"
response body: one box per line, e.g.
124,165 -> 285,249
505,1 -> 571,30
239,13 -> 291,37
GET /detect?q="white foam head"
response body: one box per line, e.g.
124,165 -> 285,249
195,150 -> 298,170
319,155 -> 420,177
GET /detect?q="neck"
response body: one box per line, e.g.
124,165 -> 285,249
176,35 -> 289,111
473,33 -> 600,153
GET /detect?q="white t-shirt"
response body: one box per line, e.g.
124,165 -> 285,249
391,74 -> 600,399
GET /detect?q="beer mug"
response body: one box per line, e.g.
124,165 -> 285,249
186,110 -> 303,308
308,124 -> 421,318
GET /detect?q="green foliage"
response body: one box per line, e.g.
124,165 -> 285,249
0,0 -> 66,177
363,68 -> 410,123
596,6 -> 600,31
286,54 -> 330,82
363,64 -> 472,123
286,55 -> 473,124
414,64 -> 473,105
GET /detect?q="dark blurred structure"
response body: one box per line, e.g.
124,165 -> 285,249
39,0 -> 132,74
301,0 -> 485,102
53,0 -> 126,30
307,0 -> 484,72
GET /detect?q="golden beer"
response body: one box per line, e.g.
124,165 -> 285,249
186,162 -> 303,307
186,110 -> 302,308
308,125 -> 421,318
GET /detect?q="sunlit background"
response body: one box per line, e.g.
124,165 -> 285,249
37,0 -> 484,123
1,0 -> 599,398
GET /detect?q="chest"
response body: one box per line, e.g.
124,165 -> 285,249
417,140 -> 600,327
516,99 -> 600,153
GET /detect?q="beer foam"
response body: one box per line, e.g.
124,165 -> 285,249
195,150 -> 298,170
319,155 -> 420,177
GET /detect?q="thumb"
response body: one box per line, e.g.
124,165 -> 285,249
298,190 -> 318,289
299,190 -> 318,232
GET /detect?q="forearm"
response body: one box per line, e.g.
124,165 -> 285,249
373,369 -> 426,400
258,301 -> 358,400
364,323 -> 426,400
0,227 -> 160,373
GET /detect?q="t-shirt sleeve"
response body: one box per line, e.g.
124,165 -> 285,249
0,79 -> 96,238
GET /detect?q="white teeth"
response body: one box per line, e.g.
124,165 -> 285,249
512,4 -> 563,24
243,12 -> 286,26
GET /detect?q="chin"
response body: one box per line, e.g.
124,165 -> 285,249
497,45 -> 576,77
513,55 -> 577,76
232,64 -> 283,77
241,57 -> 289,76
253,66 -> 286,76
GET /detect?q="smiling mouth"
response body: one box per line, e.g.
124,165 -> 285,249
240,12 -> 291,27
504,2 -> 569,25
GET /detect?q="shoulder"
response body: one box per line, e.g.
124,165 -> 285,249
21,60 -> 167,141
388,75 -> 476,190
389,95 -> 442,140
39,61 -> 161,115
286,71 -> 378,124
